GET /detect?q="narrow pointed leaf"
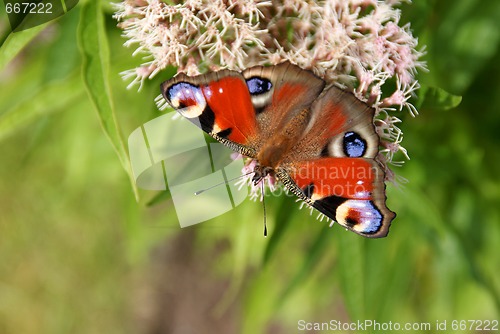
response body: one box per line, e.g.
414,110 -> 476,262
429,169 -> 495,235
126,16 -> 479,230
78,1 -> 138,197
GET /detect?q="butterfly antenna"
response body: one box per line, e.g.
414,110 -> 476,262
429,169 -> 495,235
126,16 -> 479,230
261,181 -> 267,237
194,171 -> 254,195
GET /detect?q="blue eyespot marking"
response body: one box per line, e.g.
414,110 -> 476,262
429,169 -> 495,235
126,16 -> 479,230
246,77 -> 272,95
343,131 -> 367,157
166,82 -> 202,107
166,82 -> 206,118
341,200 -> 383,233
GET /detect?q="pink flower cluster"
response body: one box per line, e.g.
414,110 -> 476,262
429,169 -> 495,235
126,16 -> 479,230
114,0 -> 426,191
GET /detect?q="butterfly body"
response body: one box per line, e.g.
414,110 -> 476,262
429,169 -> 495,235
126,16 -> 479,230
161,62 -> 396,238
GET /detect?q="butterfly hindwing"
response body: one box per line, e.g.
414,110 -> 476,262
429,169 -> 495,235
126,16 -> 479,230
277,158 -> 394,237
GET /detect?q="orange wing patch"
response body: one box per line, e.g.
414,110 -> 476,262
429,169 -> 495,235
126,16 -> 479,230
202,77 -> 257,144
290,158 -> 376,200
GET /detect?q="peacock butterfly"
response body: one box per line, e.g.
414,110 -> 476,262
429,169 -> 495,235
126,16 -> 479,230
160,62 -> 396,238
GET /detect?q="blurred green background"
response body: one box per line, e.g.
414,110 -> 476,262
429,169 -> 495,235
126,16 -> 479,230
0,0 -> 499,333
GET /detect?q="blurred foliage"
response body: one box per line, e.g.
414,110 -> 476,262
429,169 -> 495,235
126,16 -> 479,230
0,0 -> 499,333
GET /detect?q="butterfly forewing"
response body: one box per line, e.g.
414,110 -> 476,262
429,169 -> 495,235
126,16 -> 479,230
161,70 -> 258,156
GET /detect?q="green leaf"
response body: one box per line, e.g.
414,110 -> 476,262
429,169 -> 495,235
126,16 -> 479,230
77,0 -> 138,197
0,24 -> 48,71
417,86 -> 462,110
0,72 -> 84,141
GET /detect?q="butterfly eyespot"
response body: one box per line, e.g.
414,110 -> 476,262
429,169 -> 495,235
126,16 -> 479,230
343,131 -> 367,157
166,82 -> 206,118
246,77 -> 273,95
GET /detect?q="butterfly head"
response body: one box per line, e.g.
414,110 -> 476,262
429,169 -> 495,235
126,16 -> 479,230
251,164 -> 274,186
